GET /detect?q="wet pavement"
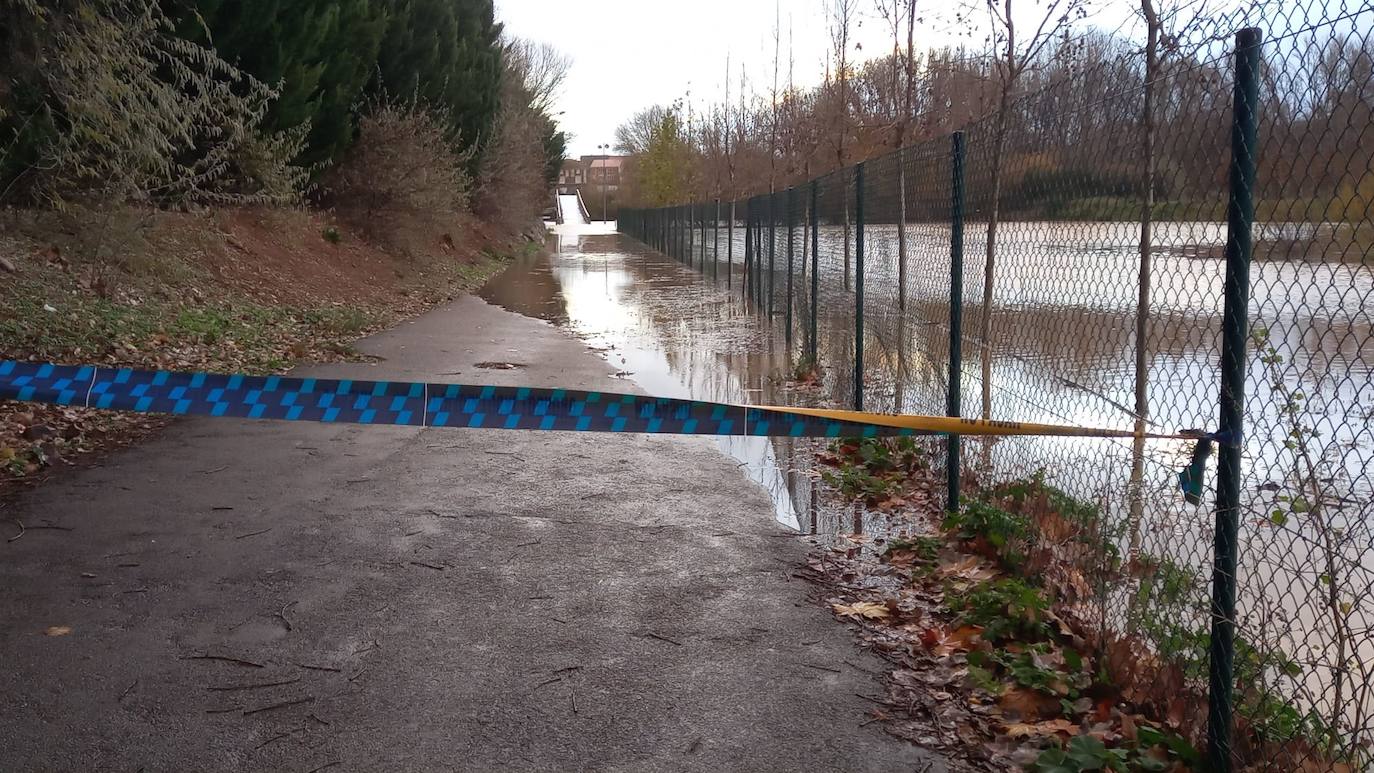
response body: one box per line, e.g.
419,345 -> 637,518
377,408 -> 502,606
479,225 -> 923,539
0,239 -> 950,771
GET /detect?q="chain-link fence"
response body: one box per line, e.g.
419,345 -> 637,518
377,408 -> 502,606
620,6 -> 1374,769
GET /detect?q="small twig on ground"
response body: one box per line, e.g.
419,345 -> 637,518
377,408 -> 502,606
183,654 -> 266,668
644,632 -> 683,646
483,451 -> 525,461
409,561 -> 445,571
208,677 -> 301,692
532,677 -> 563,691
404,529 -> 423,537
348,668 -> 367,683
552,666 -> 582,675
254,727 -> 305,750
307,712 -> 330,726
211,506 -> 235,511
28,524 -> 74,531
853,693 -> 891,706
7,520 -> 23,542
235,528 -> 272,540
550,617 -> 569,625
242,696 -> 314,716
843,659 -> 882,675
570,691 -> 578,714
276,602 -> 296,632
796,662 -> 842,674
515,539 -> 541,549
120,680 -> 138,701
200,466 -> 229,475
294,663 -> 341,673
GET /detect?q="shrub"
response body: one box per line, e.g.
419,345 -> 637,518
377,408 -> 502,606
947,577 -> 1053,644
322,99 -> 471,247
1,0 -> 305,210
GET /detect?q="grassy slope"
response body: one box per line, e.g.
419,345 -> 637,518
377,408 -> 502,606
0,208 -> 531,489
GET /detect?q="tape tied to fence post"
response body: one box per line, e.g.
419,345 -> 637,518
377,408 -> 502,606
0,359 -> 1202,441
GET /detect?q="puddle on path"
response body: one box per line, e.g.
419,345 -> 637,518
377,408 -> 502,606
479,227 -> 879,535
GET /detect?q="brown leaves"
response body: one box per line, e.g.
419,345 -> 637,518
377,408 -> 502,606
832,600 -> 891,620
1004,718 -> 1078,738
997,687 -> 1062,721
919,625 -> 984,658
935,555 -> 999,585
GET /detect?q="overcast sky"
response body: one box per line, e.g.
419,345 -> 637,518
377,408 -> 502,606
494,0 -> 948,157
494,0 -> 1151,158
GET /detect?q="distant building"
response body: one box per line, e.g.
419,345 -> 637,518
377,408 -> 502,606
557,159 -> 586,192
555,154 -> 629,218
579,155 -> 627,191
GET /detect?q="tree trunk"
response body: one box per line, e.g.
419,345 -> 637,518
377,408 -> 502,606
897,151 -> 908,311
1128,8 -> 1160,558
980,91 -> 1008,420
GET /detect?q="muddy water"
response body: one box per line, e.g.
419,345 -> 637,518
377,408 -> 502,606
492,220 -> 1374,744
480,227 -> 902,536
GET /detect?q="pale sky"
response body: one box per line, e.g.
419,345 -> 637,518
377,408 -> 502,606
493,0 -> 1148,158
494,0 -> 947,157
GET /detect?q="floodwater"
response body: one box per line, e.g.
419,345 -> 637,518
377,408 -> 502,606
484,217 -> 1374,750
480,222 -> 896,536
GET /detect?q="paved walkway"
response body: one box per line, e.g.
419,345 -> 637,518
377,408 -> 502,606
0,289 -> 946,771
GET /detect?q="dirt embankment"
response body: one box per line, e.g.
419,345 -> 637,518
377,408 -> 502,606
0,207 -> 535,496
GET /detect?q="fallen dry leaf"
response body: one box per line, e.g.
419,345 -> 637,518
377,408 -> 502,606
936,555 -> 999,583
919,625 -> 984,657
1003,718 -> 1078,738
832,601 -> 891,620
997,687 -> 1061,721
44,626 -> 72,636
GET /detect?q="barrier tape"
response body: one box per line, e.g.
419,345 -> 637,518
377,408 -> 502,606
1,359 -> 1205,442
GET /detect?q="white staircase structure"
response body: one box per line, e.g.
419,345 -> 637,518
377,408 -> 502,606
557,194 -> 588,226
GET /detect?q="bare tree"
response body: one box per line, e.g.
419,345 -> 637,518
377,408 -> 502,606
504,39 -> 571,117
977,0 -> 1089,419
616,104 -> 673,155
826,0 -> 860,290
877,0 -> 919,309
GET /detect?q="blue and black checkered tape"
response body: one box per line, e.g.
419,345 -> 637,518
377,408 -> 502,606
0,360 -> 922,438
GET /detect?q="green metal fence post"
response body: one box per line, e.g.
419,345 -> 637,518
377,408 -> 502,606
1208,27 -> 1261,773
689,203 -> 695,266
700,202 -> 707,271
744,198 -> 754,304
768,192 -> 777,317
786,187 -> 795,345
809,181 -> 819,365
714,199 -> 721,281
948,131 -> 967,515
727,201 -> 735,288
854,162 -> 865,412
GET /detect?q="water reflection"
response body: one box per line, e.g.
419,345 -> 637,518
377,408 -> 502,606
480,230 -> 912,535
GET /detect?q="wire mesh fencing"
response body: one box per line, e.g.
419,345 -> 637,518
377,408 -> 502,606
619,10 -> 1374,769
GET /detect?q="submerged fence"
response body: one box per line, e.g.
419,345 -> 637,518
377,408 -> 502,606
620,16 -> 1374,773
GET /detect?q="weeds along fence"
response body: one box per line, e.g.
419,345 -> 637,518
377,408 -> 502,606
620,14 -> 1374,773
